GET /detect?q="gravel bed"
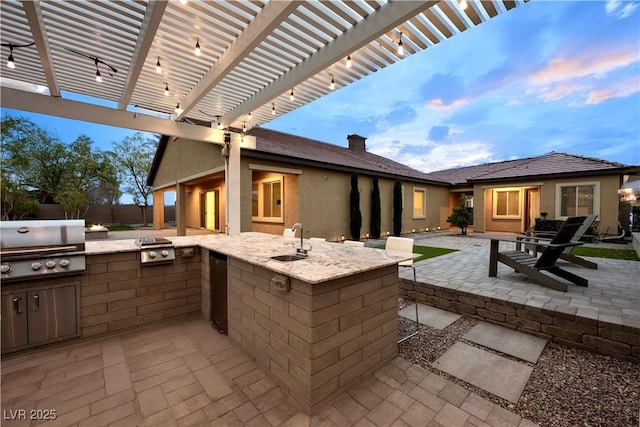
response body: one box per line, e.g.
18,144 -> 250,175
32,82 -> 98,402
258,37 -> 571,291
397,301 -> 640,427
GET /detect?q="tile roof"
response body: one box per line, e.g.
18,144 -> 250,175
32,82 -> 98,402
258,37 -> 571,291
246,127 -> 448,185
150,125 -> 637,188
423,152 -> 635,185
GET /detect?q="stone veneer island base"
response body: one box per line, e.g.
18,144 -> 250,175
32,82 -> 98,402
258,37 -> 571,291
227,258 -> 399,414
80,232 -> 409,415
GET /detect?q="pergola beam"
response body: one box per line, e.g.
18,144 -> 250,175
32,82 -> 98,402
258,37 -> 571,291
117,0 -> 168,110
1,86 -> 256,148
223,1 -> 437,125
176,1 -> 302,122
22,0 -> 60,97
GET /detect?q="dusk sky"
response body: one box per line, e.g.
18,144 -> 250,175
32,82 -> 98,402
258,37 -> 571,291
267,0 -> 640,171
2,0 -> 639,177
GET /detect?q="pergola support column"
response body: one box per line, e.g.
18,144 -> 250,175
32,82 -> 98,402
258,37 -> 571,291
176,183 -> 187,236
226,133 -> 241,235
153,190 -> 165,229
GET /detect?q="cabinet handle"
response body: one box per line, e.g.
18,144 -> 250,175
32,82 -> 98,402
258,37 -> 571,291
32,294 -> 39,311
13,296 -> 22,314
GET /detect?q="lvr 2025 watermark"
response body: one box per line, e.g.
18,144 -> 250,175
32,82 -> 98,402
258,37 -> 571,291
3,409 -> 57,421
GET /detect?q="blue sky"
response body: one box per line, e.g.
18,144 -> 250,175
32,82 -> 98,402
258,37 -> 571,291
268,0 -> 640,171
2,0 -> 639,178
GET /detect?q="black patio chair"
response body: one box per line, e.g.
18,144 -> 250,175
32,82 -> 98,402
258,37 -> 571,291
488,216 -> 588,292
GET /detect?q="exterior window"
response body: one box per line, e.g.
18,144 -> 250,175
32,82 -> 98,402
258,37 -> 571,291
557,183 -> 598,217
493,189 -> 520,219
464,196 -> 473,209
413,188 -> 426,219
252,177 -> 283,222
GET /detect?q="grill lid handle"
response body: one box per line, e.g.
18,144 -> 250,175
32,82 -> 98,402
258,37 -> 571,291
13,296 -> 22,314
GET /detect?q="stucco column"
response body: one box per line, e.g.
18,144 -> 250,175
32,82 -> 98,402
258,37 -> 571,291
226,133 -> 241,235
176,182 -> 186,236
152,190 -> 165,230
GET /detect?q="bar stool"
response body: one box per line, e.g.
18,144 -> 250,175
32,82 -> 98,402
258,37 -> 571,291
386,236 -> 419,343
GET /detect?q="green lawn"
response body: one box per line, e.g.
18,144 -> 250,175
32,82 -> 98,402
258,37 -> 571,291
376,244 -> 457,262
571,246 -> 639,261
106,224 -> 136,231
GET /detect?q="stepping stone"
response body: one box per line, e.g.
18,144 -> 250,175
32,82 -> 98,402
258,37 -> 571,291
432,342 -> 533,404
463,322 -> 547,363
398,303 -> 461,330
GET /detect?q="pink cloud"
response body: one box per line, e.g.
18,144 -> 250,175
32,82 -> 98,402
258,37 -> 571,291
537,82 -> 584,102
529,47 -> 639,85
586,76 -> 640,104
426,97 -> 469,111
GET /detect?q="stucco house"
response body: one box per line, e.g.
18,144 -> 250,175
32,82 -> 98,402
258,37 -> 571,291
148,127 -> 450,241
425,153 -> 640,235
148,127 -> 639,239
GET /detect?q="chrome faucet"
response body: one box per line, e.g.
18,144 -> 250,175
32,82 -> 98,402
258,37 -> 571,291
291,223 -> 309,257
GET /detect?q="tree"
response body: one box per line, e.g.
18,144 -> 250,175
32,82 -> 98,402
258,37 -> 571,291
1,115 -> 119,219
112,133 -> 158,226
1,168 -> 39,220
370,177 -> 381,239
446,195 -> 474,235
2,114 -> 67,203
393,180 -> 403,236
56,136 -> 120,219
349,174 -> 362,240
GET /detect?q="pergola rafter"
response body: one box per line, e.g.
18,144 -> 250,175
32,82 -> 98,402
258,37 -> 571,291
0,0 -> 526,132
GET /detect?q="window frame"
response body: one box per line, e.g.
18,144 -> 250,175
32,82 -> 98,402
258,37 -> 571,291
412,187 -> 427,219
252,175 -> 284,223
492,188 -> 522,219
555,181 -> 600,219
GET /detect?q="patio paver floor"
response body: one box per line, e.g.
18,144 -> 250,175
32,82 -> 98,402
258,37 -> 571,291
398,233 -> 640,329
0,317 -> 538,427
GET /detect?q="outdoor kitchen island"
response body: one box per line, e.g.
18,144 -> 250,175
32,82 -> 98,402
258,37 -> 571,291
85,232 -> 410,414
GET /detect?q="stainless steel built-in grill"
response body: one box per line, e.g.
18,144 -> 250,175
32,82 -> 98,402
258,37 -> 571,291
0,220 -> 86,282
0,219 -> 84,353
134,237 -> 176,265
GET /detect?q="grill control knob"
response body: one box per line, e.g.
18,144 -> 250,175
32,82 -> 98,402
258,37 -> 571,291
46,260 -> 56,269
162,250 -> 169,257
60,259 -> 70,268
31,261 -> 42,271
0,264 -> 11,274
149,251 -> 157,258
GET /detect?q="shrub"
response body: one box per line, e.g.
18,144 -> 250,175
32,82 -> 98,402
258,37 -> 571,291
446,195 -> 473,235
393,180 -> 403,236
349,174 -> 362,240
370,177 -> 381,239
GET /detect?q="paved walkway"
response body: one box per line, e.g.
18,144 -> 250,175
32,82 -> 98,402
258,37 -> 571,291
1,317 -> 538,427
398,233 -> 640,328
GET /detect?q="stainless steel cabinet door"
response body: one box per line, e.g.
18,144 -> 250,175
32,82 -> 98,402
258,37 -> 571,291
27,285 -> 77,345
1,292 -> 28,350
210,251 -> 228,334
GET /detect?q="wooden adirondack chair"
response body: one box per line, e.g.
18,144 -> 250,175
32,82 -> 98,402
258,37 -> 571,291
525,214 -> 598,269
489,216 -> 588,292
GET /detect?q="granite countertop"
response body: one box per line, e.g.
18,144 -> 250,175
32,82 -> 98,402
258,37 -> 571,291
85,232 -> 411,284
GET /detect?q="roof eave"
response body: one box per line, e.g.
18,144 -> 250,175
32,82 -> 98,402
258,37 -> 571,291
242,149 -> 450,186
467,167 -> 640,184
147,134 -> 170,186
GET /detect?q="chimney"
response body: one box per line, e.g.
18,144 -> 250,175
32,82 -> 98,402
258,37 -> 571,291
347,134 -> 367,152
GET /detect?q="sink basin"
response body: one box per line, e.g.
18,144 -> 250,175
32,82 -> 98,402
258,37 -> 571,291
270,254 -> 307,262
